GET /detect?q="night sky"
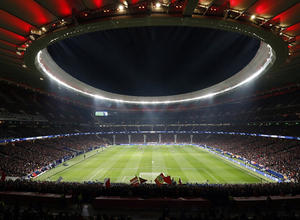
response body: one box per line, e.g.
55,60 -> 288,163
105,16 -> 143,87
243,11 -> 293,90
47,26 -> 260,97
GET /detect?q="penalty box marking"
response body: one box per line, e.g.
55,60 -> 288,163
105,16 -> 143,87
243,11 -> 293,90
139,172 -> 162,180
88,167 -> 138,181
123,176 -> 136,182
88,168 -> 219,182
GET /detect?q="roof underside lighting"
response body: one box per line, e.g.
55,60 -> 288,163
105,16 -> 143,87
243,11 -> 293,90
29,35 -> 36,41
16,51 -> 23,56
35,41 -> 275,105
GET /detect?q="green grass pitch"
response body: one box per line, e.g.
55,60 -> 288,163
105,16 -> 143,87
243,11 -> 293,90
35,145 -> 274,184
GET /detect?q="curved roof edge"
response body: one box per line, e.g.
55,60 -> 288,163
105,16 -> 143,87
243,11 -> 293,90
24,15 -> 289,105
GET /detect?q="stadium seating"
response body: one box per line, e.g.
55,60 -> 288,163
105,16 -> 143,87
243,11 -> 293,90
1,82 -> 300,218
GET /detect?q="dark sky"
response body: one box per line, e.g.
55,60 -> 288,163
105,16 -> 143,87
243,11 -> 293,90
47,26 -> 260,97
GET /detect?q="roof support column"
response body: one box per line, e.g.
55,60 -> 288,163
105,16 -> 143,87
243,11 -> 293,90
182,0 -> 199,17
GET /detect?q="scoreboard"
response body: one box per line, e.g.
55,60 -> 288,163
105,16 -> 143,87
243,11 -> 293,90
95,111 -> 108,116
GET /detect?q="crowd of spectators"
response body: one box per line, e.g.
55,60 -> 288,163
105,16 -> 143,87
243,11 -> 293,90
2,123 -> 300,142
0,83 -> 92,125
0,202 -> 134,220
195,134 -> 300,182
0,128 -> 300,215
1,179 -> 300,214
99,131 -> 300,183
1,84 -> 300,141
0,135 -> 105,177
2,200 -> 299,220
2,131 -> 300,182
1,179 -> 300,202
2,178 -> 300,219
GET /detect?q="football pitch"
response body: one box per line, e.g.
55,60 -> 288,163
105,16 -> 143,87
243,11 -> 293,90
35,145 -> 274,184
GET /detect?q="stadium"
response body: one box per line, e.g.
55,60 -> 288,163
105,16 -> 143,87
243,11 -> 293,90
1,0 -> 300,219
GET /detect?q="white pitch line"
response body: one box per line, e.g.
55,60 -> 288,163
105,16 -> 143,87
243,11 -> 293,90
49,152 -> 98,178
123,176 -> 135,182
204,149 -> 263,181
203,168 -> 219,182
101,167 -> 139,170
89,168 -> 103,181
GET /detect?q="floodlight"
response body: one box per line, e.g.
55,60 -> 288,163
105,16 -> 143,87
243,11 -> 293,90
31,29 -> 43,35
16,51 -> 23,56
29,35 -> 36,41
17,47 -> 26,51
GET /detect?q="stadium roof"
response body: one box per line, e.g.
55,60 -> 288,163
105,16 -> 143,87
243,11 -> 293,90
0,0 -> 299,109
